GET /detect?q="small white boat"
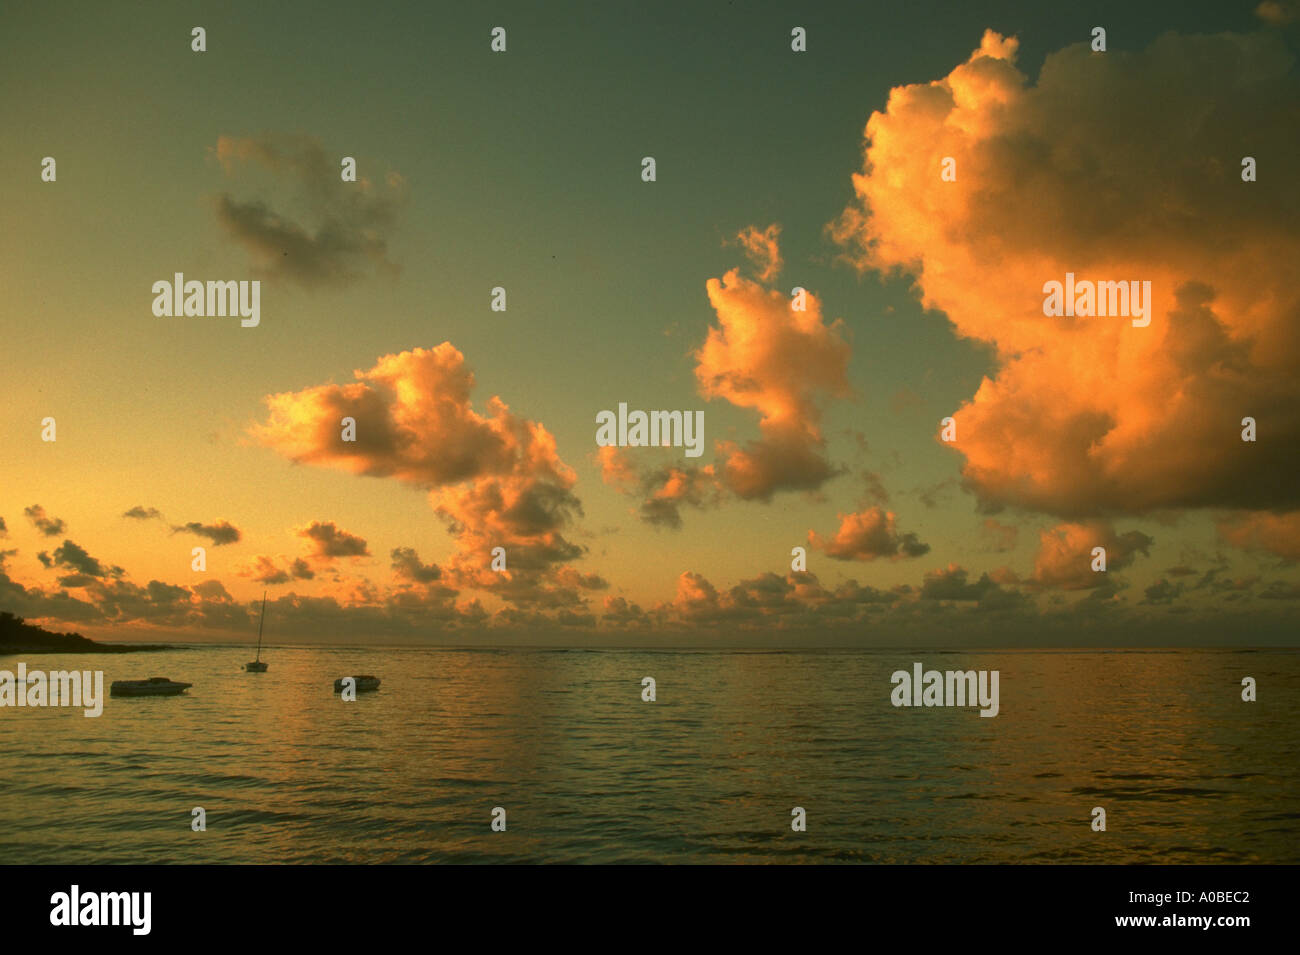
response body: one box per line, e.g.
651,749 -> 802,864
245,591 -> 269,672
111,677 -> 193,697
333,675 -> 381,693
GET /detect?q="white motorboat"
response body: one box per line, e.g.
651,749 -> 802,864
110,677 -> 193,697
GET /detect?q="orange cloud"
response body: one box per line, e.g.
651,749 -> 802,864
1256,1 -> 1299,24
697,269 -> 851,500
1031,521 -> 1153,590
599,243 -> 853,525
832,29 -> 1300,519
297,521 -> 369,562
252,345 -> 593,609
1218,511 -> 1300,561
731,224 -> 783,283
595,444 -> 723,529
809,506 -> 930,561
595,445 -> 637,490
241,555 -> 315,584
639,568 -> 958,632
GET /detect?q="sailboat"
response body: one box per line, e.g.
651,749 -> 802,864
245,591 -> 269,672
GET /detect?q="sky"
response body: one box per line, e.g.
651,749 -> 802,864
1,0 -> 1298,645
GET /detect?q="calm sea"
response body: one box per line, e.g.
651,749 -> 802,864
2,646 -> 1296,864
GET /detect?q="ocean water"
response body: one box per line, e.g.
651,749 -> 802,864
1,646 -> 1296,864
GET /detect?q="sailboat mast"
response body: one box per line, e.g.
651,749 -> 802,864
255,591 -> 267,661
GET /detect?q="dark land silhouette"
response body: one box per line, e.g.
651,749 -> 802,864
0,611 -> 174,654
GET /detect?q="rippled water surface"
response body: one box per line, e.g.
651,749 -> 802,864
2,647 -> 1296,863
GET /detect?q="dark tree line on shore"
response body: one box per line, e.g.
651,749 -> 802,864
0,611 -> 173,653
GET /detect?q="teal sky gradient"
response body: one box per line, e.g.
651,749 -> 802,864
1,0 -> 1295,644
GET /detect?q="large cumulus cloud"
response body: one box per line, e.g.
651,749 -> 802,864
831,29 -> 1300,539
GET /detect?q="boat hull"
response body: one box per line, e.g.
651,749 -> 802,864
245,662 -> 268,672
333,676 -> 381,693
111,679 -> 192,697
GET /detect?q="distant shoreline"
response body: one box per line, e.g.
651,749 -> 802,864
0,611 -> 176,655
